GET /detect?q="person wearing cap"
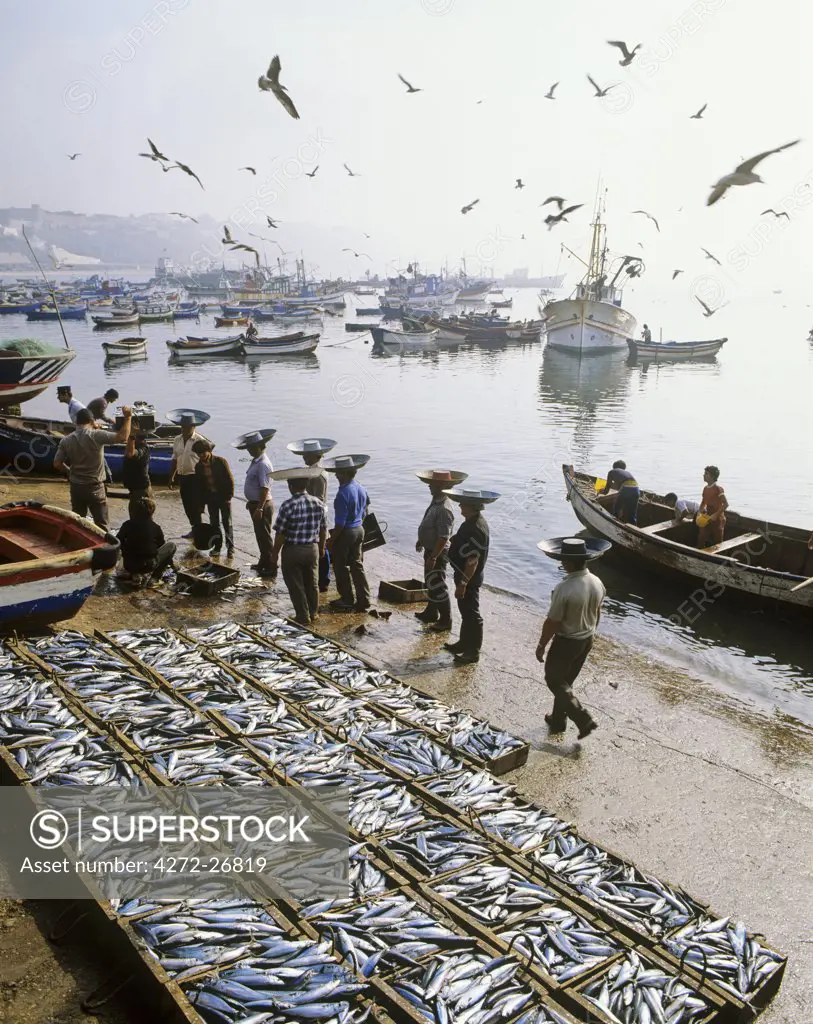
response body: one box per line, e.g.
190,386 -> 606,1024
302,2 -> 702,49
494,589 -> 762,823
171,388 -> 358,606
288,438 -> 337,592
57,386 -> 86,425
444,489 -> 495,665
86,389 -> 119,425
324,455 -> 371,612
536,537 -> 610,740
53,406 -> 133,527
169,415 -> 209,537
239,432 -> 276,577
414,471 -> 461,631
193,439 -> 235,557
269,468 -> 327,625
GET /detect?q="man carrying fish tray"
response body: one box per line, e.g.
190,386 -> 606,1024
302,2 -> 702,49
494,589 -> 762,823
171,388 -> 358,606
269,466 -> 327,626
414,469 -> 468,632
535,536 -> 612,739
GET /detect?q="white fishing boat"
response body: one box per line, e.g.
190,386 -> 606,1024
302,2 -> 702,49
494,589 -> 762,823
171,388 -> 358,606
375,326 -> 439,349
166,336 -> 243,360
241,332 -> 320,356
102,337 -> 147,361
543,200 -> 640,355
92,312 -> 140,328
627,337 -> 727,362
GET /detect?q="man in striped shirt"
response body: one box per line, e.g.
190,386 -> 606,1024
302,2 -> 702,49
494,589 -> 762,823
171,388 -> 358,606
270,468 -> 327,626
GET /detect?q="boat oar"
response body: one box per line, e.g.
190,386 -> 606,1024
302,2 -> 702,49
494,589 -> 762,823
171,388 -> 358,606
21,226 -> 71,351
791,575 -> 813,592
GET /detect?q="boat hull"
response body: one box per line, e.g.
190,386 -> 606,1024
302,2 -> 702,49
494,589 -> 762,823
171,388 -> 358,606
628,338 -> 727,362
92,314 -> 140,328
103,338 -> 147,360
374,327 -> 439,348
241,333 -> 320,355
0,350 -> 76,406
27,309 -> 87,321
167,338 -> 242,359
544,298 -> 636,354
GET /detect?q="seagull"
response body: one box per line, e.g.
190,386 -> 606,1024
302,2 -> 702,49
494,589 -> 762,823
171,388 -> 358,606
222,225 -> 235,245
173,161 -> 204,189
342,249 -> 371,259
344,163 -> 360,177
761,208 -> 790,220
515,179 -> 525,190
362,232 -> 371,239
305,166 -> 319,178
541,196 -> 566,209
67,153 -> 81,160
545,82 -> 559,100
632,209 -> 660,232
521,234 -> 526,240
607,40 -> 641,66
231,243 -> 261,266
545,204 -> 583,229
139,138 -> 169,163
461,199 -> 480,214
672,269 -> 683,280
266,217 -> 279,228
169,212 -> 198,223
587,75 -> 616,98
258,55 -> 300,119
696,295 -> 722,318
701,248 -> 721,265
397,73 -> 421,93
690,103 -> 707,120
240,166 -> 257,175
707,141 -> 801,206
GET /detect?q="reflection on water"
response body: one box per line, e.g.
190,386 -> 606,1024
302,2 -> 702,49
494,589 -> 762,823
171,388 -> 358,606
1,285 -> 811,725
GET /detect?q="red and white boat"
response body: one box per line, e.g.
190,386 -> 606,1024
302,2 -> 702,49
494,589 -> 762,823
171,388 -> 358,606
0,344 -> 76,405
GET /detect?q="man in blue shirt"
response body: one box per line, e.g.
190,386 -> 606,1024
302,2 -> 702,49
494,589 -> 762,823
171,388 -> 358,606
323,454 -> 371,612
269,467 -> 327,625
233,428 -> 276,577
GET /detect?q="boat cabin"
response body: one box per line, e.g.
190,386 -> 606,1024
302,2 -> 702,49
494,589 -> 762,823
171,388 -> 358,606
575,281 -> 624,308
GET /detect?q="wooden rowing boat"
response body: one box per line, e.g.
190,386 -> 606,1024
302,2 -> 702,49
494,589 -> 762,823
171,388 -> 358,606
563,465 -> 813,613
215,315 -> 249,327
102,337 -> 147,360
241,332 -> 320,356
628,338 -> 727,362
92,312 -> 140,328
166,336 -> 243,359
372,326 -> 439,349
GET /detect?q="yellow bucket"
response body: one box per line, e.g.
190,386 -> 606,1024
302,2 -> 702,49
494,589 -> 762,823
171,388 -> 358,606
594,478 -> 607,493
696,513 -> 711,528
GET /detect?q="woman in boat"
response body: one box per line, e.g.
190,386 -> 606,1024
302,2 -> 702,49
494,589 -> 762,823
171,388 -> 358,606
600,460 -> 640,525
117,497 -> 177,587
697,465 -> 728,548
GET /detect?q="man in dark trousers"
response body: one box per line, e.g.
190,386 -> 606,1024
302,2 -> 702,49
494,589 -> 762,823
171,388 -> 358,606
233,428 -> 277,577
414,469 -> 468,632
322,454 -> 371,612
117,497 -> 177,587
193,439 -> 235,557
169,411 -> 210,537
122,428 -> 151,500
53,406 -> 132,527
269,466 -> 327,626
536,536 -> 612,739
443,487 -> 500,665
287,437 -> 336,592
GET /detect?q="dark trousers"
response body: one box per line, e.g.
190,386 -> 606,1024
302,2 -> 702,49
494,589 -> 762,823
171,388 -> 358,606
246,500 -> 275,571
127,487 -> 153,501
206,497 -> 234,553
319,549 -> 331,591
455,576 -> 483,654
123,541 -> 177,578
614,486 -> 640,525
70,482 -> 109,529
544,634 -> 595,731
282,542 -> 319,624
421,551 -> 451,622
333,526 -> 370,608
179,474 -> 202,528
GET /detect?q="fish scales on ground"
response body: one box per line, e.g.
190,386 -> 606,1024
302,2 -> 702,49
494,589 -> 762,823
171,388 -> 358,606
432,864 -> 561,925
581,950 -> 711,1023
381,819 -> 493,875
499,905 -> 620,981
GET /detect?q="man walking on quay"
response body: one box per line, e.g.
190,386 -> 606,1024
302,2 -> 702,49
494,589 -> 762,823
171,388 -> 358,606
443,486 -> 500,665
269,466 -> 327,626
414,469 -> 468,632
288,437 -> 336,592
323,454 -> 371,612
233,428 -> 277,577
536,536 -> 611,739
168,409 -> 211,536
53,406 -> 132,528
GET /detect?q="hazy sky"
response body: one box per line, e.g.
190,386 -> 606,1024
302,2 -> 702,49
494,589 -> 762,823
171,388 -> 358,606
2,0 -> 811,298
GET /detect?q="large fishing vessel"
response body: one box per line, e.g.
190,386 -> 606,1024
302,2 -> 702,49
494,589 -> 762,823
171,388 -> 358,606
543,199 -> 640,355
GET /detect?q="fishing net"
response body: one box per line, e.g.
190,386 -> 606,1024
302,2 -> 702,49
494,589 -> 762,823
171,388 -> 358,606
0,338 -> 65,357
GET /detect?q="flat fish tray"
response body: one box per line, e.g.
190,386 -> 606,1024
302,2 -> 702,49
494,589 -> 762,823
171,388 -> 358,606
175,561 -> 240,596
378,578 -> 428,603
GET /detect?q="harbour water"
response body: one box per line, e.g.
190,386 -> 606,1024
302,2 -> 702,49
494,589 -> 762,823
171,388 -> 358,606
2,284 -> 812,727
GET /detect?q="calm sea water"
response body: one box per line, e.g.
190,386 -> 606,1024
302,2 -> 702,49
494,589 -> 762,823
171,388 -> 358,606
2,284 -> 812,726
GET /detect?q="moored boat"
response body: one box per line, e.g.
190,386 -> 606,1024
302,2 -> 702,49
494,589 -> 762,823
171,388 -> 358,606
171,305 -> 201,320
489,297 -> 513,308
0,302 -> 42,315
27,306 -> 87,322
627,337 -> 727,362
355,307 -> 381,317
372,326 -> 439,349
137,305 -> 175,323
166,336 -> 243,359
92,312 -> 140,328
563,465 -> 813,613
0,343 -> 76,405
102,337 -> 148,360
0,501 -> 119,628
215,315 -> 249,328
241,332 -> 320,356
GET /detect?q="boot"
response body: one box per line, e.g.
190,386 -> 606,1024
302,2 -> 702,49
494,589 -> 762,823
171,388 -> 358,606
414,607 -> 438,623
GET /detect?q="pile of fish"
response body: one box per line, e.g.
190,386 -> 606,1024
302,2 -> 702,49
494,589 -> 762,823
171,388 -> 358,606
663,917 -> 785,998
381,819 -> 492,876
151,741 -> 267,785
499,906 -> 619,981
581,951 -> 711,1023
431,865 -> 559,926
359,727 -> 462,778
393,952 -> 535,1024
423,769 -> 518,814
480,806 -> 572,852
302,844 -> 392,915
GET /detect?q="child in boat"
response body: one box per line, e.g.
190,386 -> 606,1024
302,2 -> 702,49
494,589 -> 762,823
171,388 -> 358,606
698,466 -> 728,548
663,492 -> 700,523
117,497 -> 176,587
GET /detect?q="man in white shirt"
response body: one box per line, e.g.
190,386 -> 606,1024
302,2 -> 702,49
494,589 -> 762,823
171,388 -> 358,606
169,414 -> 209,536
664,492 -> 700,523
234,429 -> 277,577
57,385 -> 86,424
536,536 -> 611,740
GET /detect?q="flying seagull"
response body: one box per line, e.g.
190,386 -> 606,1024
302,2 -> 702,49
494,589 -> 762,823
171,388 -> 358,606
632,209 -> 660,232
222,225 -> 235,245
701,247 -> 721,265
545,82 -> 558,100
306,166 -> 319,178
249,233 -> 278,244
696,295 -> 721,318
173,161 -> 204,189
707,140 -> 800,206
587,75 -> 616,98
342,249 -> 371,259
761,208 -> 790,220
240,166 -> 257,175
362,232 -> 371,239
672,269 -> 683,280
397,73 -> 421,93
607,40 -> 641,66
231,243 -> 261,266
266,216 -> 279,228
461,199 -> 480,214
139,138 -> 169,163
258,55 -> 300,119
545,204 -> 583,230
67,153 -> 81,160
344,163 -> 360,177
541,196 -> 566,209
690,104 -> 707,120
515,179 -> 525,189
521,234 -> 526,240
169,212 -> 198,223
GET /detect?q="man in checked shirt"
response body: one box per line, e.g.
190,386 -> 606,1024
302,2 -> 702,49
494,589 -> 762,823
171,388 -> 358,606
269,467 -> 327,626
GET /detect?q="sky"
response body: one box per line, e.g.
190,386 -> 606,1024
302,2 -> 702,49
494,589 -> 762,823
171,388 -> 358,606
1,0 -> 811,303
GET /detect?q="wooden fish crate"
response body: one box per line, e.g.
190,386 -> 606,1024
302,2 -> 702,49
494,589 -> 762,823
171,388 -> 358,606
377,578 -> 428,603
175,560 -> 240,596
